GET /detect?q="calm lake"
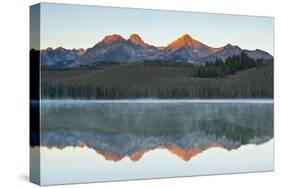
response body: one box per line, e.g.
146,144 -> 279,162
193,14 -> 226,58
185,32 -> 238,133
34,99 -> 274,185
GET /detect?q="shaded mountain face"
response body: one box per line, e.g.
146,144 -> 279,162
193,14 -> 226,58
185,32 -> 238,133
244,49 -> 273,60
199,44 -> 273,63
129,33 -> 148,47
41,47 -> 85,68
40,34 -> 273,67
162,34 -> 222,63
78,34 -> 159,65
199,44 -> 242,63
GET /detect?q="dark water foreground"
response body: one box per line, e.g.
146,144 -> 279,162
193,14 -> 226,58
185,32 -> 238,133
35,99 -> 274,161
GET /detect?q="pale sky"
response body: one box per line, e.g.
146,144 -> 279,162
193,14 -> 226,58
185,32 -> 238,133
38,3 -> 274,55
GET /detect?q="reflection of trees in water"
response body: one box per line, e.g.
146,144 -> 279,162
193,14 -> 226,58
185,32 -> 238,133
198,119 -> 268,144
35,101 -> 273,161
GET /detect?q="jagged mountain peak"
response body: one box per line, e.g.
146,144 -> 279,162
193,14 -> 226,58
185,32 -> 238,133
179,34 -> 193,41
101,34 -> 125,44
128,33 -> 147,47
129,34 -> 144,42
73,48 -> 85,55
244,48 -> 273,60
223,43 -> 240,49
167,34 -> 203,50
45,47 -> 53,51
224,43 -> 233,47
54,47 -> 66,52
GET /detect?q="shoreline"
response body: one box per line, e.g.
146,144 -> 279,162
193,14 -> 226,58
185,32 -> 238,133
38,98 -> 274,104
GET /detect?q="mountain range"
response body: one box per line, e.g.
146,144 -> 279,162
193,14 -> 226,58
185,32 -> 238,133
41,34 -> 273,68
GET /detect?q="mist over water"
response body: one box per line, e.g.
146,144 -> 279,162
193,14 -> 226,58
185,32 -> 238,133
36,99 -> 274,185
40,99 -> 273,154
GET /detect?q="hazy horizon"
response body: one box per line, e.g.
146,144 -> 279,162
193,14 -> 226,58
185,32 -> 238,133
36,3 -> 274,55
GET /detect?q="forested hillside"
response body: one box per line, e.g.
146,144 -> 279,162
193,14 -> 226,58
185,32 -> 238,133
41,53 -> 273,99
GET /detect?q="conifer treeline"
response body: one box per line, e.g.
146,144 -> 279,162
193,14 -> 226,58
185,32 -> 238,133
41,82 -> 270,99
194,52 -> 263,78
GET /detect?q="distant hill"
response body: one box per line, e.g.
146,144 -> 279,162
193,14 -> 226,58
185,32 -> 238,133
40,34 -> 273,68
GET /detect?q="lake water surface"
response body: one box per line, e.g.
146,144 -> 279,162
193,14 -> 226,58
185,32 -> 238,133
35,99 -> 274,185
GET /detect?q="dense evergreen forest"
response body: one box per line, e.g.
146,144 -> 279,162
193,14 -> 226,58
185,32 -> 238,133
41,52 -> 273,99
194,52 -> 264,78
41,82 -> 271,99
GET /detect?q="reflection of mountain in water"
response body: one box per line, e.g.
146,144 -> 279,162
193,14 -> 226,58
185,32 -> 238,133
37,101 -> 273,161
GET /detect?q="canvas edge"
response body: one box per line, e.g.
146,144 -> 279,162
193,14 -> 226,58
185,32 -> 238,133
30,3 -> 41,186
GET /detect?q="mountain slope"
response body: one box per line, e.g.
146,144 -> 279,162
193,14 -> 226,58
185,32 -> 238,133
198,44 -> 242,63
244,49 -> 273,60
164,34 -> 222,62
78,34 -> 159,64
41,47 -> 85,67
